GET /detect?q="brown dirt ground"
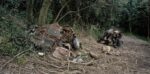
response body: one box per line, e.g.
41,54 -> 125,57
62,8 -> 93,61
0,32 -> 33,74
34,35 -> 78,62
0,34 -> 150,74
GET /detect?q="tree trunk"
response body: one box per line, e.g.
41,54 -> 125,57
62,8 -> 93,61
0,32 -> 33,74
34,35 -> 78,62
129,16 -> 132,34
26,0 -> 34,23
38,0 -> 52,25
147,2 -> 150,39
147,12 -> 150,39
129,23 -> 132,34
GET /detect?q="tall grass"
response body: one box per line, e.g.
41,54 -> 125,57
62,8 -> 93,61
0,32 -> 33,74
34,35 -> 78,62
72,23 -> 105,40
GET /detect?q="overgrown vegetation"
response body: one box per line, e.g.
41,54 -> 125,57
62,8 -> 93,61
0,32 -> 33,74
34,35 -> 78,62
0,0 -> 149,56
0,6 -> 32,56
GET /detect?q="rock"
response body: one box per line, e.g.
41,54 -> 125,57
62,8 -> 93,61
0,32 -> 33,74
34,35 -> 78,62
72,56 -> 83,63
102,46 -> 111,54
89,51 -> 100,59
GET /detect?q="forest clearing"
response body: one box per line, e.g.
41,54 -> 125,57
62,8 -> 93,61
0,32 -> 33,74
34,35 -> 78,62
0,33 -> 150,74
0,0 -> 150,74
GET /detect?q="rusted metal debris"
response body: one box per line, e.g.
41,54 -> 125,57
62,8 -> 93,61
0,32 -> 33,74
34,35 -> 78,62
30,23 -> 81,59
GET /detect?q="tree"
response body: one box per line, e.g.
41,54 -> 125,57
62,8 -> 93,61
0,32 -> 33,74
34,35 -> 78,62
26,0 -> 34,23
38,0 -> 52,25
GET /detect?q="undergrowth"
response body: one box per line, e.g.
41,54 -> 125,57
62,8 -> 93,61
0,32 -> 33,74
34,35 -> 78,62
72,23 -> 105,40
0,7 -> 32,56
1,6 -> 149,57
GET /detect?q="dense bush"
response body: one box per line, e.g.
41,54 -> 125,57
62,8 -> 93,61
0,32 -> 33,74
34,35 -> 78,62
0,7 -> 32,56
50,0 -> 150,38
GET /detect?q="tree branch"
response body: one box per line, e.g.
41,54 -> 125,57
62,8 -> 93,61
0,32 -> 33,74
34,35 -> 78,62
57,4 -> 96,22
53,0 -> 71,23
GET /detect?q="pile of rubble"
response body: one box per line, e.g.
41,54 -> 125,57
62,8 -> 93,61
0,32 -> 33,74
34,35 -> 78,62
29,23 -> 120,64
30,23 -> 82,60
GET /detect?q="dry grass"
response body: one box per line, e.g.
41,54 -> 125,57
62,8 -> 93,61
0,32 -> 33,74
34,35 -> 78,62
0,35 -> 150,74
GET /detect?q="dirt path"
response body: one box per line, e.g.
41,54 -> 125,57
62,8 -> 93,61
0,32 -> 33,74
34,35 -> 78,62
0,35 -> 150,74
80,35 -> 150,74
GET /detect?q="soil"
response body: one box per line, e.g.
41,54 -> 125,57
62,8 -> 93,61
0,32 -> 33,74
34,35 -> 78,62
0,35 -> 150,74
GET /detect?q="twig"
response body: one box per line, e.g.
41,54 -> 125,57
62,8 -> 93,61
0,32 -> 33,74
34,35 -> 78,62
82,67 -> 86,74
47,55 -> 62,63
67,49 -> 71,71
33,55 -> 66,69
57,2 -> 96,22
39,66 -> 59,73
70,59 -> 94,66
58,11 -> 74,22
0,49 -> 30,71
53,0 -> 71,22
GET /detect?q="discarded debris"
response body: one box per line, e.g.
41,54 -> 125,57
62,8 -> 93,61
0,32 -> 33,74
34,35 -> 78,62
52,47 -> 72,60
72,56 -> 83,63
38,52 -> 45,56
46,23 -> 63,39
62,43 -> 71,50
30,23 -> 81,52
29,23 -> 84,61
97,27 -> 123,48
72,34 -> 81,50
30,23 -> 62,50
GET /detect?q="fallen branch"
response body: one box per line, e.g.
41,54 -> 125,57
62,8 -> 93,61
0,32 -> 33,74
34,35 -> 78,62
0,49 -> 31,71
70,59 -> 94,66
33,55 -> 66,69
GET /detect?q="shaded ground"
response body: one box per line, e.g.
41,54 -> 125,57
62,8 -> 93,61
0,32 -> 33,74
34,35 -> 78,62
0,35 -> 150,74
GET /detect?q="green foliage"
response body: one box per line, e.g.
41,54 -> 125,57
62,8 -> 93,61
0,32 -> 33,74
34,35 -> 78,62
2,0 -> 20,8
72,23 -> 104,40
0,7 -> 32,56
0,42 -> 18,56
118,0 -> 149,37
89,25 -> 101,39
47,9 -> 53,23
0,0 -> 149,56
15,55 -> 27,65
1,0 -> 149,38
